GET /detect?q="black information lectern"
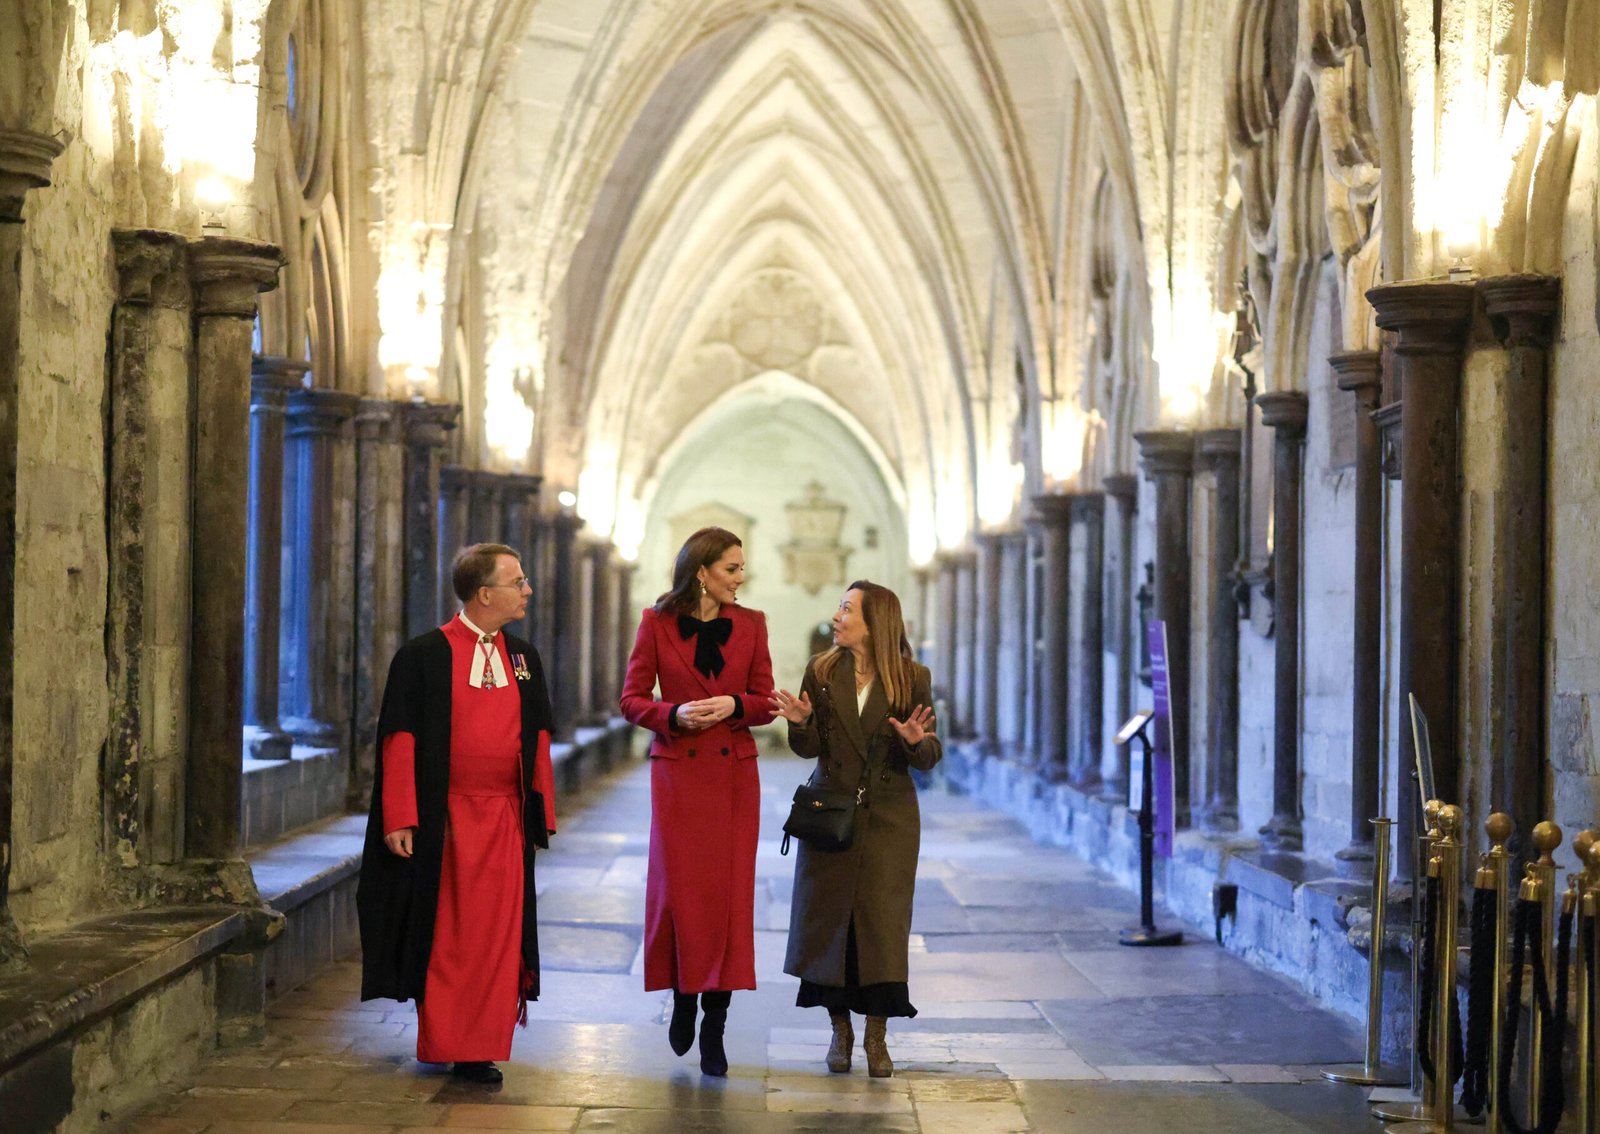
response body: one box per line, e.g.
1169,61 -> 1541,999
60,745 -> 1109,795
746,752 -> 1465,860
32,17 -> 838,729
1114,710 -> 1182,947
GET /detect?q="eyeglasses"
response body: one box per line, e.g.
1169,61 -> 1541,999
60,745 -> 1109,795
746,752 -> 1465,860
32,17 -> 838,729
485,577 -> 531,591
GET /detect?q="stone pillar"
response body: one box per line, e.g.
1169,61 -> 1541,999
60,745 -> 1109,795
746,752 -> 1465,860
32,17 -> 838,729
1102,473 -> 1139,799
1255,393 -> 1308,850
436,465 -> 471,620
401,403 -> 458,639
1331,351 -> 1383,867
352,399 -> 404,808
0,129 -> 63,963
998,530 -> 1029,759
1069,493 -> 1105,790
531,512 -> 557,666
468,469 -> 505,546
103,231 -> 189,871
502,473 -> 542,644
972,532 -> 1004,749
279,388 -> 360,748
933,553 -> 959,712
1030,494 -> 1073,779
549,510 -> 584,738
615,560 -> 637,718
242,357 -> 305,761
1194,431 -> 1242,832
587,541 -> 615,722
1134,431 -> 1195,825
185,237 -> 283,859
1366,281 -> 1474,870
952,549 -> 978,737
1480,276 -> 1561,854
909,566 -> 934,663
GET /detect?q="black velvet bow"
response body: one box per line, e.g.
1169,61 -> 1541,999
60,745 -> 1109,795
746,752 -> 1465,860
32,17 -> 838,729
678,614 -> 732,679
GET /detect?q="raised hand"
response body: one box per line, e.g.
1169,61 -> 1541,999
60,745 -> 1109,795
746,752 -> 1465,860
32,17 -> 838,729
769,688 -> 814,724
888,704 -> 936,746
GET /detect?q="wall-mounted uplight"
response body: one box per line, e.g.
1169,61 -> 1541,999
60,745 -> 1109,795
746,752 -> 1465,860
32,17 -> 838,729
557,490 -> 578,509
196,174 -> 231,236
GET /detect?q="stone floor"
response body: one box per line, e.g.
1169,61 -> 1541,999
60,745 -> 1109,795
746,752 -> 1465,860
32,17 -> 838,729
119,750 -> 1379,1133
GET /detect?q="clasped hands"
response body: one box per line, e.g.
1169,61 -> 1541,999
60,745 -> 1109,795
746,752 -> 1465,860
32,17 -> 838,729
675,694 -> 737,731
769,689 -> 936,746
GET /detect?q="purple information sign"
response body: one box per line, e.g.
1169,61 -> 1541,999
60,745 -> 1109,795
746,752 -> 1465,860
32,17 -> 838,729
1145,620 -> 1176,858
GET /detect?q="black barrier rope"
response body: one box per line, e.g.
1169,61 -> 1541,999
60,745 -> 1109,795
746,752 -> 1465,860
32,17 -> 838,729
1417,872 -> 1464,1087
1497,899 -> 1573,1134
1461,881 -> 1498,1115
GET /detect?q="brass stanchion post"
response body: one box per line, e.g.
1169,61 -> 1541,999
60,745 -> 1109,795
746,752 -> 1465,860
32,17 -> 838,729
1485,813 -> 1513,1134
1387,803 -> 1465,1133
1528,822 -> 1563,1130
1325,816 -> 1406,1085
1573,831 -> 1597,1134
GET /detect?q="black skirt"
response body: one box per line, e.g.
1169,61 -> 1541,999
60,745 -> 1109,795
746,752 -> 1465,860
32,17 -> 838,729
794,918 -> 917,1018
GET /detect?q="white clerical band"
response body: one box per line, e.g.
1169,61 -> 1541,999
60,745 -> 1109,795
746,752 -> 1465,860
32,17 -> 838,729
458,614 -> 508,689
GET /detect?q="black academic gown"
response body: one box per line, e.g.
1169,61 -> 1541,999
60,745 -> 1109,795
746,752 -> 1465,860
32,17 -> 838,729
357,627 -> 555,1004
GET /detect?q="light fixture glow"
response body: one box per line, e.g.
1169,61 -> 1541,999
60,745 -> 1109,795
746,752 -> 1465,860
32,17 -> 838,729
557,490 -> 578,509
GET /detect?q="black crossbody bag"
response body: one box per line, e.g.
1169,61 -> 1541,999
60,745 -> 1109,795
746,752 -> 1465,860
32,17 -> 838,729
780,685 -> 861,855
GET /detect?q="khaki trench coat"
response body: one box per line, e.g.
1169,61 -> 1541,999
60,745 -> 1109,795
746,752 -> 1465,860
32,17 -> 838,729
783,654 -> 942,988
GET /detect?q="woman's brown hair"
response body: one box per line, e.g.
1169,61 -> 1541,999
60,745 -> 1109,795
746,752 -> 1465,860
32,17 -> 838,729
654,527 -> 743,615
812,580 -> 917,713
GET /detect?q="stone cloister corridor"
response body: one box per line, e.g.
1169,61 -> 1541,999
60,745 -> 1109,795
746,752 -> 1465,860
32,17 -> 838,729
119,749 -> 1375,1133
4,0 -> 1600,1130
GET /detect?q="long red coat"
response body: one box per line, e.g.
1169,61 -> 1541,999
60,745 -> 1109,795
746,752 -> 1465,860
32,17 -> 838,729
620,604 -> 775,993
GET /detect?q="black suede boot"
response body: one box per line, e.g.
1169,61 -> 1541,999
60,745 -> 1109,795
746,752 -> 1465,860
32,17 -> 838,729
698,990 -> 731,1076
669,990 -> 698,1056
450,1061 -> 502,1085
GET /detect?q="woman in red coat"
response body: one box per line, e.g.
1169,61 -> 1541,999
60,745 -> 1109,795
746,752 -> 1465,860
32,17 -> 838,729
619,526 -> 775,1076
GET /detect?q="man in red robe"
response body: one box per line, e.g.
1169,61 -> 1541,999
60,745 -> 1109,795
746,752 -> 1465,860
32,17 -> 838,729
357,542 -> 557,1085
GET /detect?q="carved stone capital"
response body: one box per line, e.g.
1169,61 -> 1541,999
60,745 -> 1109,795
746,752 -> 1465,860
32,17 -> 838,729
250,356 -> 308,412
1256,391 -> 1309,436
502,473 -> 544,500
1102,472 -> 1139,508
285,388 -> 360,438
112,228 -> 189,307
403,400 -> 461,449
1330,350 -> 1383,409
1479,274 -> 1561,350
0,128 -> 65,222
1069,491 -> 1106,522
1365,280 -> 1474,356
1027,492 -> 1074,528
1134,429 -> 1195,476
189,236 -> 283,318
1194,428 -> 1243,468
353,397 -> 403,443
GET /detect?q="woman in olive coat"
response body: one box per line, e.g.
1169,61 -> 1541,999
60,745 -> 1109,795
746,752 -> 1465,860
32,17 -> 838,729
770,580 -> 940,1078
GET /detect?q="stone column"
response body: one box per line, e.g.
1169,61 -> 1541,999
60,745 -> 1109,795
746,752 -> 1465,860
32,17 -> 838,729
279,388 -> 360,748
1331,351 -> 1383,867
468,469 -> 505,546
1134,431 -> 1195,825
103,231 -> 189,871
1255,393 -> 1308,850
972,532 -> 1004,750
615,561 -> 637,719
185,237 -> 283,859
1069,493 -> 1105,790
952,549 -> 978,737
910,565 -> 934,663
549,510 -> 584,738
933,553 -> 959,712
401,403 -> 459,639
0,129 -> 63,963
436,465 -> 471,620
1367,281 -> 1474,868
1102,473 -> 1139,799
587,541 -> 615,722
998,530 -> 1029,759
1480,276 -> 1561,854
242,357 -> 305,761
352,399 -> 404,808
1194,431 -> 1242,832
531,512 -> 557,666
1030,494 -> 1073,780
502,473 -> 543,644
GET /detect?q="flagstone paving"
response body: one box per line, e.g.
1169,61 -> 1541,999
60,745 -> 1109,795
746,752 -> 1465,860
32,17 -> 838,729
119,746 -> 1377,1132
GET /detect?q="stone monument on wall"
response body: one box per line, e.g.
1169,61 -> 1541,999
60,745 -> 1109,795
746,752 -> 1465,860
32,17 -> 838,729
781,481 -> 853,595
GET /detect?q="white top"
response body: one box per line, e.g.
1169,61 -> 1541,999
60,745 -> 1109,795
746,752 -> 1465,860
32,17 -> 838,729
857,679 -> 873,714
458,613 -> 508,689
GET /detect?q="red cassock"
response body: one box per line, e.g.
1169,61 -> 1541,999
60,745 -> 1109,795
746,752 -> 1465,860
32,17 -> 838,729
381,617 -> 550,1062
620,604 -> 776,993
